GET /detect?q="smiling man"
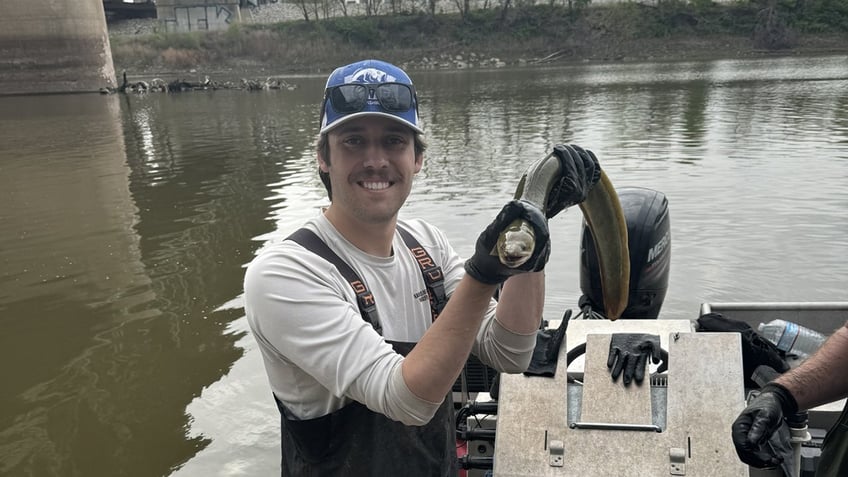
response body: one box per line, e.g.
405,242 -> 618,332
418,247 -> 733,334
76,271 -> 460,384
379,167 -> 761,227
243,59 -> 600,476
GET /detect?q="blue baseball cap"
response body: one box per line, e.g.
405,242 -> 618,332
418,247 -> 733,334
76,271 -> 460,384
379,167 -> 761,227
319,59 -> 423,135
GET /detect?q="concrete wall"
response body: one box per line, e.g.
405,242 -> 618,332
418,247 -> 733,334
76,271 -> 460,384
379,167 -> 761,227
112,0 -> 742,37
156,0 -> 242,32
0,0 -> 116,96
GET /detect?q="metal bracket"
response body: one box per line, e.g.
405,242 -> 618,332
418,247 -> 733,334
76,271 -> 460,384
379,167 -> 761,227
570,422 -> 662,432
549,439 -> 564,467
669,447 -> 686,475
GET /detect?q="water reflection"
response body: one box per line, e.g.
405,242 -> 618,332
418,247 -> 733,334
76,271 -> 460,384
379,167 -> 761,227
0,95 -> 160,474
0,56 -> 846,477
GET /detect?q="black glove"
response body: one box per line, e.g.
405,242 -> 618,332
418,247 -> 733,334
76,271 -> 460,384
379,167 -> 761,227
607,333 -> 661,385
545,144 -> 602,219
464,200 -> 550,285
524,309 -> 572,377
731,382 -> 799,468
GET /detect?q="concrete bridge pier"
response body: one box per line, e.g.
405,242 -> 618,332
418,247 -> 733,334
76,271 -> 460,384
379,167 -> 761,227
0,0 -> 116,96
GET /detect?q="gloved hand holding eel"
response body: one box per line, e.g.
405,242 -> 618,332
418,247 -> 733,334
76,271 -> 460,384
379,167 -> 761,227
495,144 -> 631,319
464,200 -> 550,285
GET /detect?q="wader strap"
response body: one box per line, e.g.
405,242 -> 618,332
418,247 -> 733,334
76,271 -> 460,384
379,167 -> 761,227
287,227 -> 447,325
397,226 -> 448,321
287,228 -> 381,334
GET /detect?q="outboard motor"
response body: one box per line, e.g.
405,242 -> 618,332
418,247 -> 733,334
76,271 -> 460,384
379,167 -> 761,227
580,187 -> 671,319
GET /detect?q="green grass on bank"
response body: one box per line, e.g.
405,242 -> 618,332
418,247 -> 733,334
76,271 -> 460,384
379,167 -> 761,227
110,0 -> 848,73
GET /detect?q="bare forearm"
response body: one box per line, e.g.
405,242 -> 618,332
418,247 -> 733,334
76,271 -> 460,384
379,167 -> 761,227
401,277 -> 498,402
495,271 -> 545,334
776,321 -> 848,410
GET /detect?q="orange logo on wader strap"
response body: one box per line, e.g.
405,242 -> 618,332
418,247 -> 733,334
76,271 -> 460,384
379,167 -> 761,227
410,246 -> 434,268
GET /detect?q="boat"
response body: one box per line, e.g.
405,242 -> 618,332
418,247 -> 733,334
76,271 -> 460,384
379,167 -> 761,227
452,186 -> 847,477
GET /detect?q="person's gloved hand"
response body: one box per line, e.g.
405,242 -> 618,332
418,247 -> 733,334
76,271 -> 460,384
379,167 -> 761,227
545,144 -> 602,219
464,200 -> 550,285
731,382 -> 799,468
607,333 -> 661,385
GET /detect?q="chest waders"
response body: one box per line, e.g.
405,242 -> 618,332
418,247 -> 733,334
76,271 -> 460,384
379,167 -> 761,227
816,400 -> 848,477
278,226 -> 456,477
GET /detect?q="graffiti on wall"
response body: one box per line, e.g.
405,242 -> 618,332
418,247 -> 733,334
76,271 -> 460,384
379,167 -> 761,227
242,0 -> 279,7
241,0 -> 279,13
162,5 -> 235,32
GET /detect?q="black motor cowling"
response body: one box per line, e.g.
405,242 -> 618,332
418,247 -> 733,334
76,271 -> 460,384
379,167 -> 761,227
579,187 -> 671,319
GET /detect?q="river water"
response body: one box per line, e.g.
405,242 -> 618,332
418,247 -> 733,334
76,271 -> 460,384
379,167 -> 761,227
1,55 -> 846,476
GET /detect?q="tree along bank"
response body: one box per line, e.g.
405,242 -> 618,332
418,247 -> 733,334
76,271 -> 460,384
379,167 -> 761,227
109,1 -> 848,79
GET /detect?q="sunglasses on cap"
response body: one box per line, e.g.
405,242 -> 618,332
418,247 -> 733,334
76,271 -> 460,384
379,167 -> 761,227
324,82 -> 416,114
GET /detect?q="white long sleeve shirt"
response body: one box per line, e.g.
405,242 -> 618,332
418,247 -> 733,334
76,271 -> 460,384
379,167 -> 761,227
244,213 -> 537,425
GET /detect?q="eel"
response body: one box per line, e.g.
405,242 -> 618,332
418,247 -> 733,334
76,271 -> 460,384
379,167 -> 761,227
495,151 -> 631,320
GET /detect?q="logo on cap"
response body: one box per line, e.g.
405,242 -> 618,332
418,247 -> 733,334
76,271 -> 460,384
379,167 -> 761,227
346,68 -> 397,84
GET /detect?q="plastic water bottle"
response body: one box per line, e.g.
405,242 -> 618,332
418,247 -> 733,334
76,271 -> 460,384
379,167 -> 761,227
757,319 -> 827,359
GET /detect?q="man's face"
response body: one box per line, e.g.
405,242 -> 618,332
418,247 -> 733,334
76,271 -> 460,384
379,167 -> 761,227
320,116 -> 423,225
